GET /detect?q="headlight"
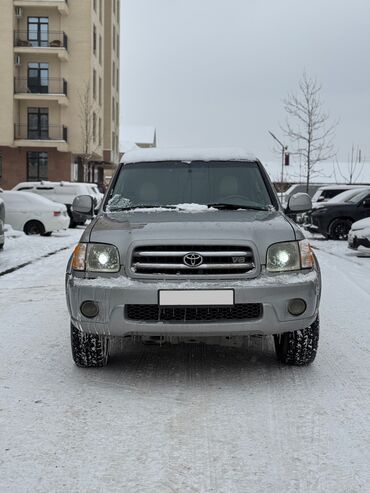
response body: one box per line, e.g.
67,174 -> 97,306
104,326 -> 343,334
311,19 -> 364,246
72,243 -> 120,273
266,240 -> 314,272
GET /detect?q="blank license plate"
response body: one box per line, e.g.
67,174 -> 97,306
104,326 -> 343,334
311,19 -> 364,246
159,289 -> 234,306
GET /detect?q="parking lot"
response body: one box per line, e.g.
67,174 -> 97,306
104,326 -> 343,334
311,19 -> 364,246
1,230 -> 369,492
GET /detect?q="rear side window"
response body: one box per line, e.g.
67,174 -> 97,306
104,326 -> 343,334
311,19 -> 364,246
18,187 -> 33,191
322,189 -> 343,199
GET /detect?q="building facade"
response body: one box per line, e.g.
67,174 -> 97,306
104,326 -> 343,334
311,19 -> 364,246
0,0 -> 120,189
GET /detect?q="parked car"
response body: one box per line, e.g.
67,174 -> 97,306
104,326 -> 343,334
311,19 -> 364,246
12,181 -> 103,228
0,194 -> 5,249
66,148 -> 321,368
348,217 -> 370,250
279,183 -> 325,208
2,191 -> 69,235
304,187 -> 370,239
311,184 -> 367,204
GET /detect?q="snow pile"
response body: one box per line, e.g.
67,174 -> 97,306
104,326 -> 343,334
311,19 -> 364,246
4,224 -> 23,239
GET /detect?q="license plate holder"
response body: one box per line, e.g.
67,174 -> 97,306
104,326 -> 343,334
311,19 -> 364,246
159,289 -> 234,306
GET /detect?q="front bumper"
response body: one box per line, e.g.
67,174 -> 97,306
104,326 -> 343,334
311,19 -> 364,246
66,268 -> 321,337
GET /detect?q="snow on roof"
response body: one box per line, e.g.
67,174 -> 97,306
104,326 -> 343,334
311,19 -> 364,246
122,147 -> 257,164
123,125 -> 156,145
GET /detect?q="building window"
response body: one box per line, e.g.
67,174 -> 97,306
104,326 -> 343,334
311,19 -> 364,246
27,152 -> 48,180
93,69 -> 96,99
116,67 -> 119,88
93,25 -> 97,55
0,154 -> 2,180
28,107 -> 48,139
99,35 -> 102,65
93,0 -> 97,12
116,101 -> 119,126
28,62 -> 49,94
113,25 -> 116,51
27,17 -> 49,48
117,0 -> 120,19
117,34 -> 120,56
112,131 -> 115,151
99,77 -> 102,106
113,0 -> 116,14
99,117 -> 102,146
112,97 -> 115,122
99,0 -> 103,23
112,61 -> 115,87
93,112 -> 96,142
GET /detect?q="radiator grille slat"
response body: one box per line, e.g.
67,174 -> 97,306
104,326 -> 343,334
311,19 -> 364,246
131,245 -> 256,276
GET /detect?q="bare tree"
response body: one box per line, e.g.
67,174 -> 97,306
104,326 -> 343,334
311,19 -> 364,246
334,144 -> 365,184
79,82 -> 96,181
282,72 -> 337,192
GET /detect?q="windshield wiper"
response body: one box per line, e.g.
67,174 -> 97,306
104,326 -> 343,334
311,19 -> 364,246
207,203 -> 270,211
108,204 -> 177,212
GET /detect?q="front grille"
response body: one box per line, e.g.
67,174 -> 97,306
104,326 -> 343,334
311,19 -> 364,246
131,245 -> 255,276
126,303 -> 262,323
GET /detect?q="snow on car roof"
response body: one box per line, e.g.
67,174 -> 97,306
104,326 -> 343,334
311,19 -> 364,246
122,147 -> 257,164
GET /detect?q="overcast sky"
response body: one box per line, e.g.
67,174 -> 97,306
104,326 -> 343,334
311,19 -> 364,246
120,0 -> 370,164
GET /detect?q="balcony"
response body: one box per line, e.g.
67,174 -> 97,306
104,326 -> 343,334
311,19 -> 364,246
14,124 -> 68,152
14,31 -> 69,61
14,78 -> 68,105
14,1 -> 69,16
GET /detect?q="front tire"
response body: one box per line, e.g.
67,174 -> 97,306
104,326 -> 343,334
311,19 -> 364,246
274,316 -> 319,366
328,218 -> 352,240
70,322 -> 109,367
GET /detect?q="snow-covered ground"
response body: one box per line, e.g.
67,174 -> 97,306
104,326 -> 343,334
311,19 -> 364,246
0,231 -> 370,492
0,226 -> 83,275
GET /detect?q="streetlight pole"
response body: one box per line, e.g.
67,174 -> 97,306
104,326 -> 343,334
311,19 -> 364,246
268,131 -> 288,201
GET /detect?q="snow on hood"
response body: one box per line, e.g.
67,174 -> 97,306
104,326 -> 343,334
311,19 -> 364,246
122,147 -> 257,164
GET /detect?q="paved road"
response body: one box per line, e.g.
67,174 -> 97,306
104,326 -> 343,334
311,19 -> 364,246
1,245 -> 369,492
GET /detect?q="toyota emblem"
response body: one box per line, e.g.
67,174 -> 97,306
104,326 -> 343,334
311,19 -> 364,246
183,252 -> 203,267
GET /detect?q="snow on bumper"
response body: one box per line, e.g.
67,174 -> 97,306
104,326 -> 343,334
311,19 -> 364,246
66,268 -> 321,337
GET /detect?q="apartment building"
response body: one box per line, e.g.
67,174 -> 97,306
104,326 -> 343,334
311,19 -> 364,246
0,0 -> 120,189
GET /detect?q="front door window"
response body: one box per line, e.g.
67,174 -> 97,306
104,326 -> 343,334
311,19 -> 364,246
28,17 -> 49,47
28,108 -> 49,139
28,63 -> 49,93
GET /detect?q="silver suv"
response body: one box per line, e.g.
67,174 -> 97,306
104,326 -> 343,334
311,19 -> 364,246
66,149 -> 321,368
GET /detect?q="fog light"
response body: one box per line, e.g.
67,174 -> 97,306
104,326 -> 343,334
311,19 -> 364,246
288,298 -> 306,316
80,301 -> 99,318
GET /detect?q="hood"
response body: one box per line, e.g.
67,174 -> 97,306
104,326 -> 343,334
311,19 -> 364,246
84,209 -> 298,265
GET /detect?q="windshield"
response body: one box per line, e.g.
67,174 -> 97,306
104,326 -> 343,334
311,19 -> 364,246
327,188 -> 369,204
106,161 -> 274,211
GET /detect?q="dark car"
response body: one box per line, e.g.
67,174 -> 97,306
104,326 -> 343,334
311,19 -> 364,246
304,188 -> 370,239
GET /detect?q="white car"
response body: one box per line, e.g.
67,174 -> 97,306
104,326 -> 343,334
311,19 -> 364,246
2,191 -> 69,235
348,217 -> 370,250
12,181 -> 103,227
311,184 -> 365,204
0,195 -> 5,249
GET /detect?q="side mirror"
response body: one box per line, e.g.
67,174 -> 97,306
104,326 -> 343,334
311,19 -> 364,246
362,198 -> 370,208
72,195 -> 94,217
317,196 -> 325,202
287,193 -> 312,212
